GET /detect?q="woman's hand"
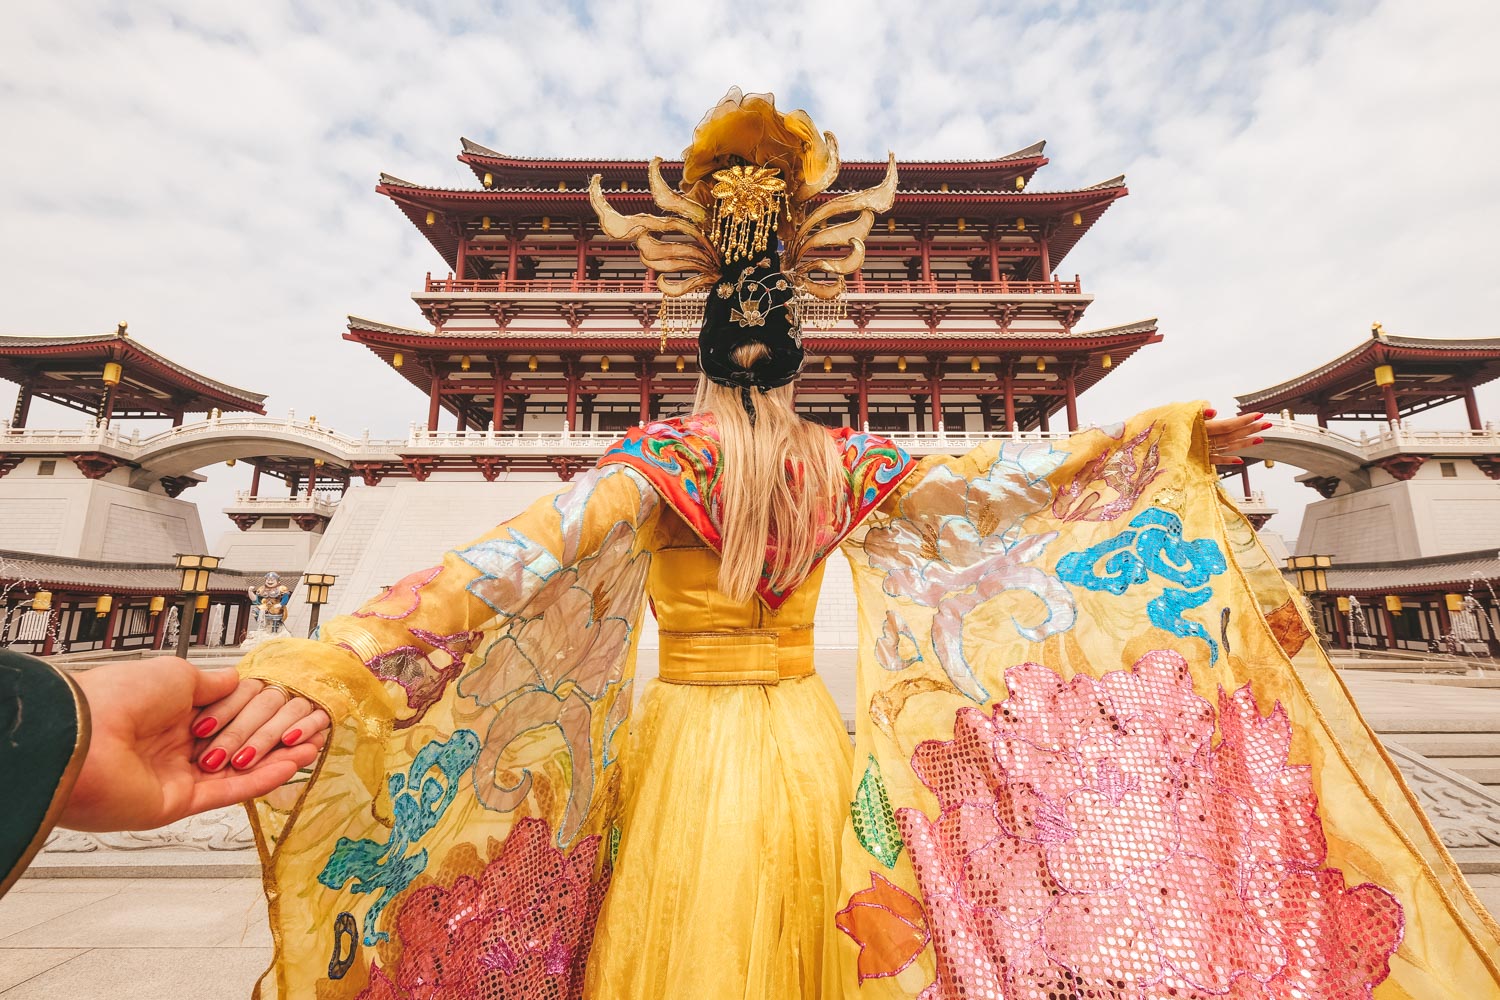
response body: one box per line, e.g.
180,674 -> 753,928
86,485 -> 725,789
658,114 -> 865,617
191,677 -> 331,773
62,658 -> 322,832
1204,408 -> 1271,466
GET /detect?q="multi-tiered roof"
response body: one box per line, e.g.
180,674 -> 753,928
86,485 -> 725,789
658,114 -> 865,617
348,137 -> 1159,439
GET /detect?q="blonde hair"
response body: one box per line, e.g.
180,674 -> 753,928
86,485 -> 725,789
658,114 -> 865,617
693,343 -> 844,602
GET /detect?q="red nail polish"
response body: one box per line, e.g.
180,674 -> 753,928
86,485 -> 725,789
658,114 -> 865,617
1203,408 -> 1217,419
201,748 -> 227,770
232,747 -> 257,769
281,729 -> 302,747
191,717 -> 217,739
1261,421 -> 1273,430
1253,437 -> 1264,445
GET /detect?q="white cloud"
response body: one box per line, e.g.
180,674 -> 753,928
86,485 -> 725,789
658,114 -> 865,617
1,0 -> 1497,543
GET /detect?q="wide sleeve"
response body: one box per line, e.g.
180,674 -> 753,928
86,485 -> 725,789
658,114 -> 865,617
240,463 -> 660,1000
0,650 -> 88,899
834,402 -> 1500,998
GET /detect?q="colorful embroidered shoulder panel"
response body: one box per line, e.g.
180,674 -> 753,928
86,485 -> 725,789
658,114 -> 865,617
598,413 -> 915,608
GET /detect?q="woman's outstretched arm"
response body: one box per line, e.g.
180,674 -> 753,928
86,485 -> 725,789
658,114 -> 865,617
190,463 -> 659,778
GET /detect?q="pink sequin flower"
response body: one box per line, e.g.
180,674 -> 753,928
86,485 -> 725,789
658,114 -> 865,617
898,651 -> 1403,1000
357,817 -> 608,1000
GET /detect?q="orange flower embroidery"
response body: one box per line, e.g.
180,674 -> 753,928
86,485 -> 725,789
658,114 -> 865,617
835,871 -> 929,982
1265,598 -> 1313,656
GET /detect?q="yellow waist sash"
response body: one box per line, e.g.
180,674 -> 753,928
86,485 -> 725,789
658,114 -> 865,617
656,625 -> 815,685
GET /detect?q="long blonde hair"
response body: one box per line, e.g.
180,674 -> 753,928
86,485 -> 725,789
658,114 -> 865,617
694,343 -> 844,602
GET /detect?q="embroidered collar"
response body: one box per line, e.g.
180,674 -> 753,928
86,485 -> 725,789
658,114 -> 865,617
599,414 -> 915,608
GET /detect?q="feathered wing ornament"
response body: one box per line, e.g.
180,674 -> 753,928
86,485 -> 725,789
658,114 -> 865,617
235,465 -> 660,1000
588,88 -> 897,306
835,402 -> 1500,998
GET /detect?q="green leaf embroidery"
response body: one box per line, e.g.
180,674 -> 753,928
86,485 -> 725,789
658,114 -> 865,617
852,754 -> 904,868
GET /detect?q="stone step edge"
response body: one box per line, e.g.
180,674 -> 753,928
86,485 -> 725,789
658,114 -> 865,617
22,849 -> 261,879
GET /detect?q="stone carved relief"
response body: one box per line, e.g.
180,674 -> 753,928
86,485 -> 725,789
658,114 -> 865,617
44,805 -> 253,853
1386,741 -> 1500,850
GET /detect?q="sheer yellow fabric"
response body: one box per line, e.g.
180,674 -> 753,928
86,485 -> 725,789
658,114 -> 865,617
835,402 -> 1500,998
237,466 -> 660,999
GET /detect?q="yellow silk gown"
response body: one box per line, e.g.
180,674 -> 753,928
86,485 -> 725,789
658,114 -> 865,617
584,515 -> 855,999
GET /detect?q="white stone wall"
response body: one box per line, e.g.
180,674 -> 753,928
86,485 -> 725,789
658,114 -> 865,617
213,524 -> 325,574
0,458 -> 205,561
282,475 -> 564,634
1296,460 -> 1500,560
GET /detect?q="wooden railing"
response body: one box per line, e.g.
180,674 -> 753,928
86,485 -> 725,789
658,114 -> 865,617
422,276 -> 1084,296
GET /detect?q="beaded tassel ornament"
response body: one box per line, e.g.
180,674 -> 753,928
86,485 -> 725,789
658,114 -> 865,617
709,164 -> 786,264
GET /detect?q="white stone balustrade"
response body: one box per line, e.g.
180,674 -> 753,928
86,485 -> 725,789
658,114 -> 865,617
5,414 -> 1492,482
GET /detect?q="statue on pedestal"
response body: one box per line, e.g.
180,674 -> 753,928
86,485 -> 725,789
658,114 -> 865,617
247,572 -> 290,637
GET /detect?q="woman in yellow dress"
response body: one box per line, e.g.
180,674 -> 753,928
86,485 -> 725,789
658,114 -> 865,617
192,91 -> 1499,1000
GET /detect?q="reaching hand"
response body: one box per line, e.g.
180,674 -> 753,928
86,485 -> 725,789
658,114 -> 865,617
1204,408 -> 1271,467
191,677 -> 330,776
62,658 -> 321,832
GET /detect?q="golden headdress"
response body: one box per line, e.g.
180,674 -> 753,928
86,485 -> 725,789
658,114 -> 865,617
589,88 -> 897,342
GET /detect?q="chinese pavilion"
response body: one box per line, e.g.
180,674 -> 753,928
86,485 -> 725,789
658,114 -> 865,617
0,325 -> 275,654
341,137 -> 1159,482
1236,326 -> 1500,655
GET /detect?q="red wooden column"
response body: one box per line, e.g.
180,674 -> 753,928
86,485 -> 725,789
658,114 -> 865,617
1435,596 -> 1454,646
101,598 -> 122,652
491,357 -> 507,432
40,609 -> 57,656
1001,368 -> 1016,430
1381,382 -> 1400,424
919,223 -> 931,284
306,461 -> 316,498
575,224 -> 588,290
99,379 -> 118,427
565,360 -> 579,430
1063,364 -> 1079,431
988,227 -> 1001,282
1037,405 -> 1050,433
456,237 -> 469,281
249,463 -> 262,498
427,369 -> 442,432
1239,465 -> 1252,496
1378,603 -> 1397,650
151,603 -> 170,650
637,355 -> 653,422
856,356 -> 870,430
10,387 -> 31,427
507,224 -> 520,285
928,356 -> 944,430
1464,387 -> 1483,429
1038,224 -> 1053,282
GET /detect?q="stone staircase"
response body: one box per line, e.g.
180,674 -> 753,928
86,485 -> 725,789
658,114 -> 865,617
1342,669 -> 1500,919
1344,671 -> 1500,796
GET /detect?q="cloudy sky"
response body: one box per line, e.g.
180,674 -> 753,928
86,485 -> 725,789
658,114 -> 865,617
2,0 -> 1497,545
